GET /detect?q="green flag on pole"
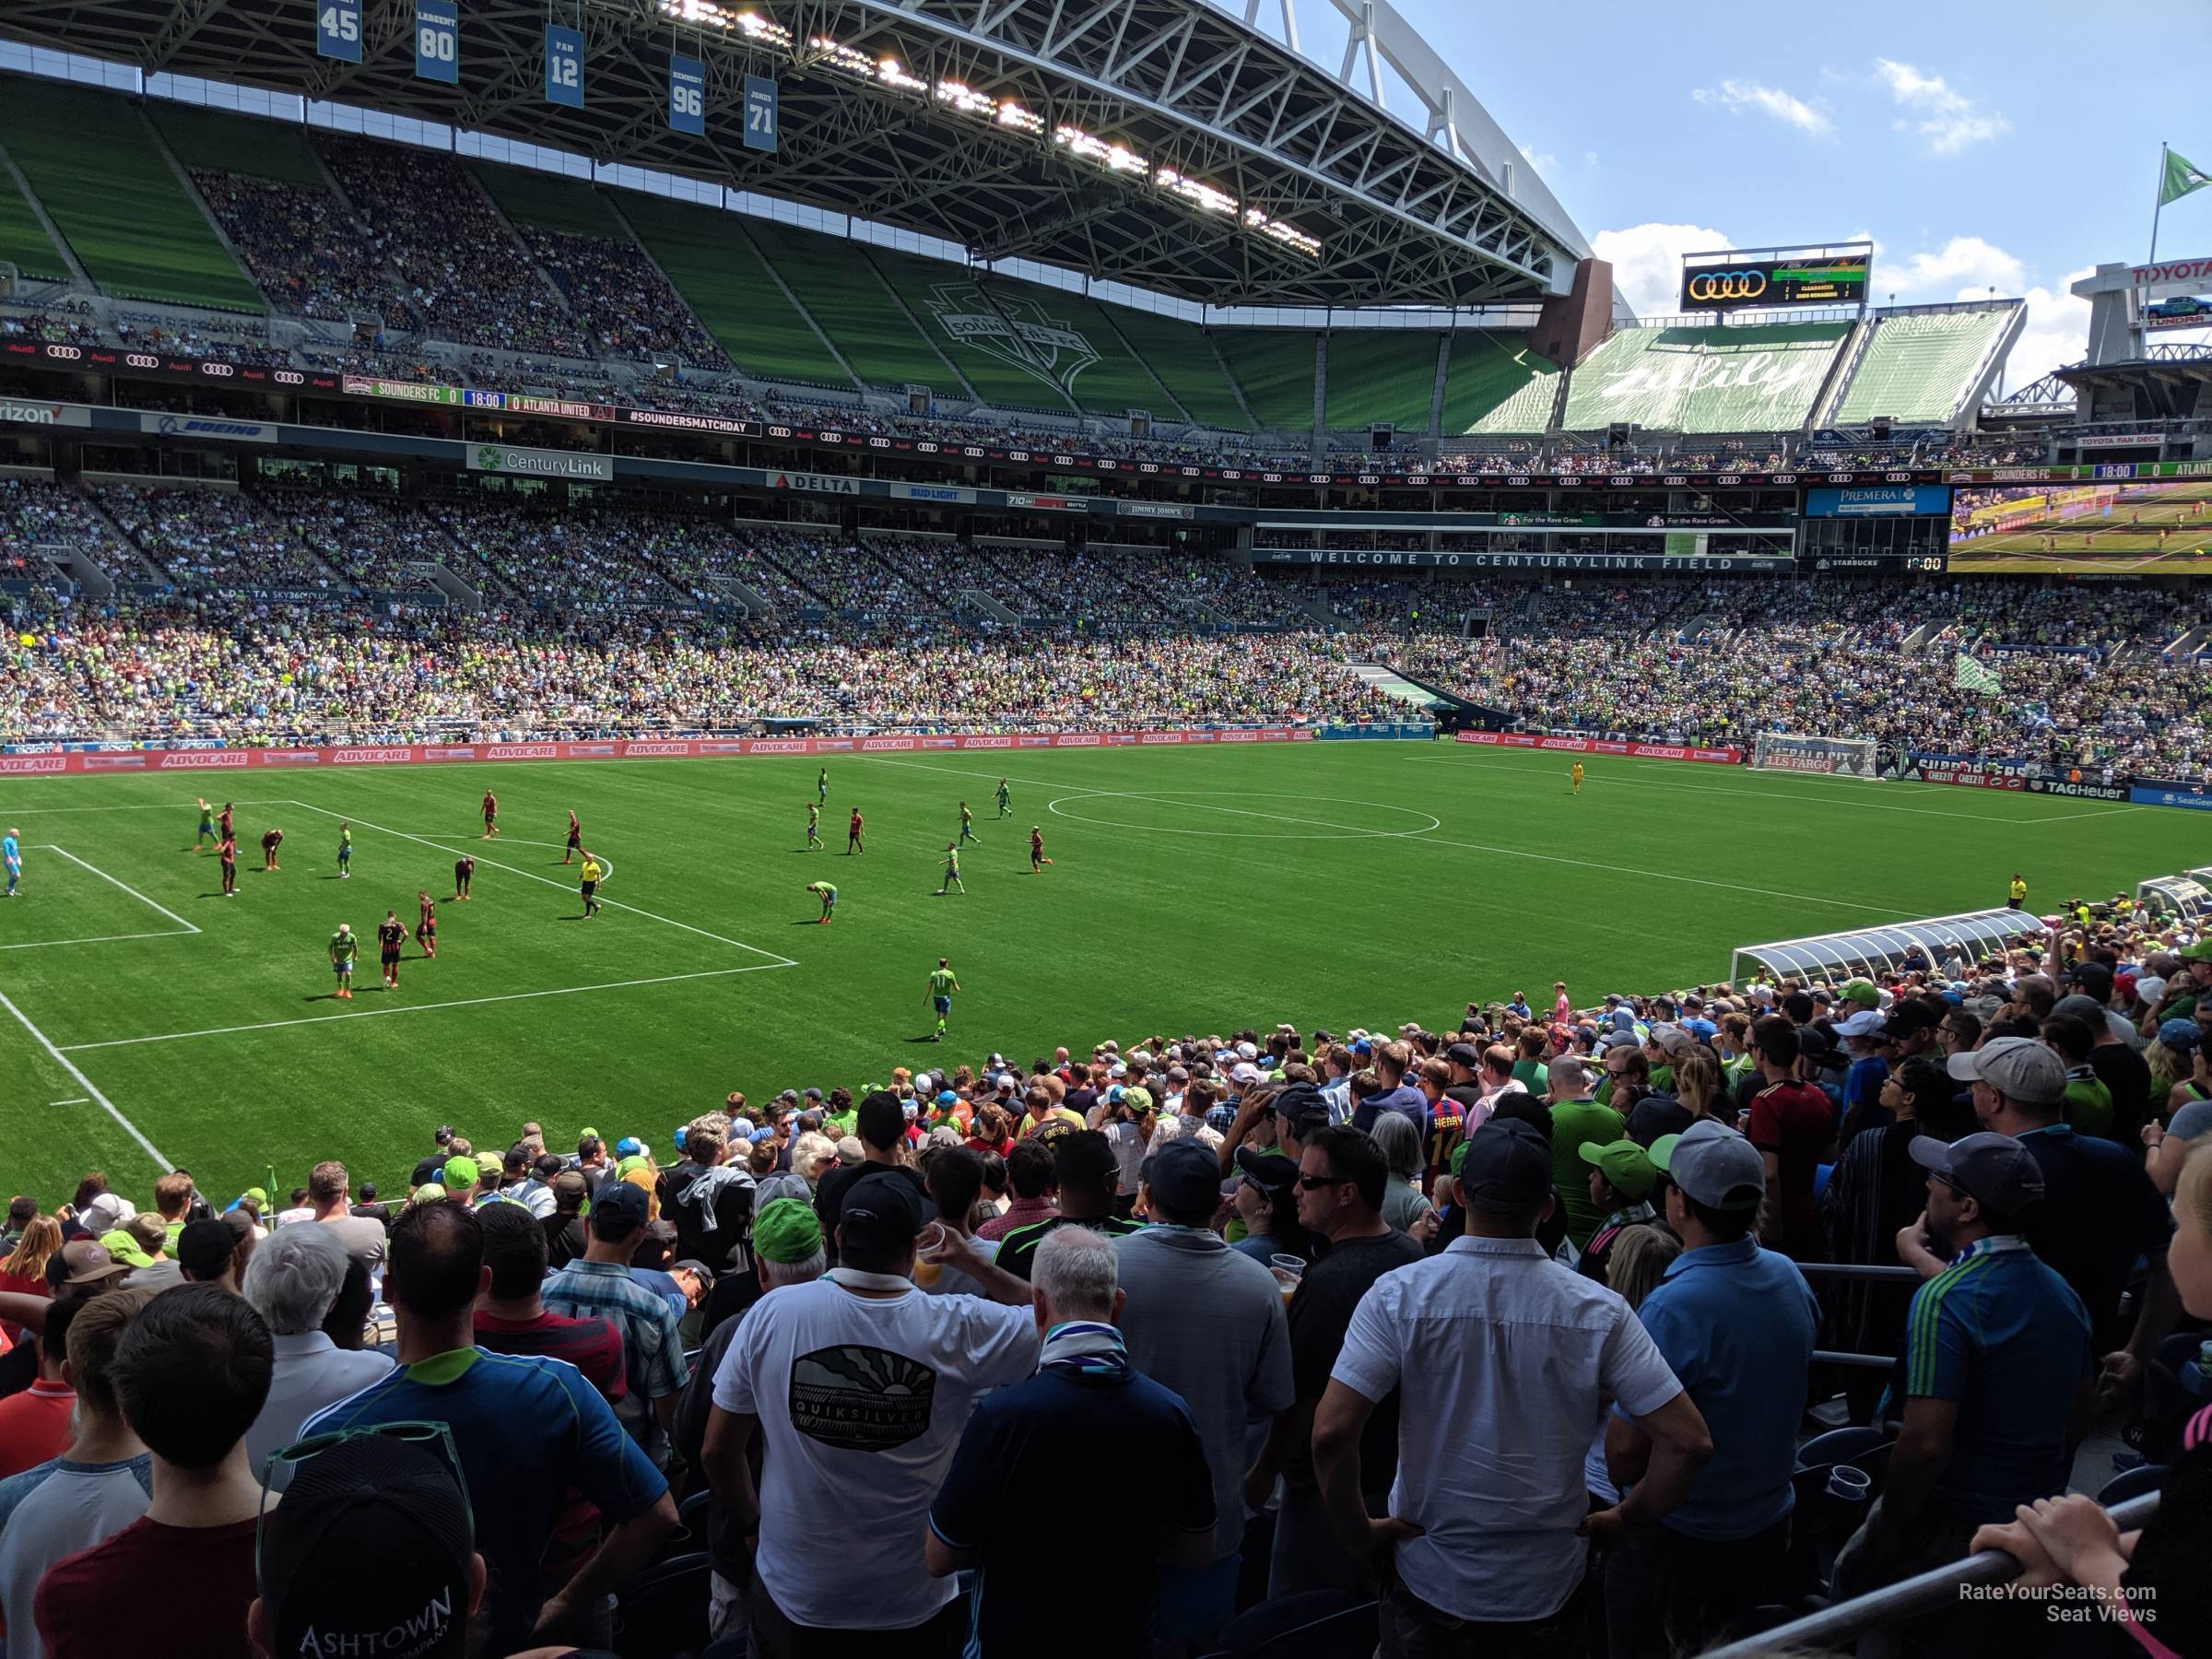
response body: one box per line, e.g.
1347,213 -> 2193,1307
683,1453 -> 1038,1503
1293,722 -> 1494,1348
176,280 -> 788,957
2161,148 -> 2211,206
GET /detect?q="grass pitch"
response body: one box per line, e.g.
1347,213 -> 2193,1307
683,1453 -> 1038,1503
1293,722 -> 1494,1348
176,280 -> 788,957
0,742 -> 2195,1207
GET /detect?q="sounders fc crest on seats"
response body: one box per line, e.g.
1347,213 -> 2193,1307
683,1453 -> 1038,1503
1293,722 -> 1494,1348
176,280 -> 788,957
926,282 -> 1100,400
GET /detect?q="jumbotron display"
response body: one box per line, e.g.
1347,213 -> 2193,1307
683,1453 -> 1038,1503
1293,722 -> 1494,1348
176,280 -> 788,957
1679,250 -> 1871,312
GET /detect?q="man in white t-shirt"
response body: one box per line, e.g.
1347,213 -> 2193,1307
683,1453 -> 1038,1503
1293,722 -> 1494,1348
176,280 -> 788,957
0,1289 -> 156,1659
702,1169 -> 1038,1654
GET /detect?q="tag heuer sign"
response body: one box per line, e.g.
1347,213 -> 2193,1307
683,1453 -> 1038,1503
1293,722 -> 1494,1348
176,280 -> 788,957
466,442 -> 613,481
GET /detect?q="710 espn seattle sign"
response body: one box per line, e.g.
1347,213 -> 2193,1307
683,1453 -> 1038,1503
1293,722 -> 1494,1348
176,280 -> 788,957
465,442 -> 613,482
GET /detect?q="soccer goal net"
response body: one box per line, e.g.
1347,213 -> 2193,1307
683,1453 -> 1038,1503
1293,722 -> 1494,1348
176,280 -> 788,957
1750,733 -> 1880,778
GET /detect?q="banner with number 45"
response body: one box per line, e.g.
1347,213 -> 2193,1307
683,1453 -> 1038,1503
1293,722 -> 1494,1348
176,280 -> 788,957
315,0 -> 361,63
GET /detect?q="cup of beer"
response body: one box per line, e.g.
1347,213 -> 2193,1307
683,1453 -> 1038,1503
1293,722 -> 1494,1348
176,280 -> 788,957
1268,1253 -> 1304,1306
913,1222 -> 946,1288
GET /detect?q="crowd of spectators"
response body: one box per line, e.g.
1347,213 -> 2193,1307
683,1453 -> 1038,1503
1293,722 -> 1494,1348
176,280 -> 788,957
311,137 -> 590,359
190,170 -> 418,328
523,230 -> 731,371
0,922 -> 2205,1654
91,485 -> 344,594
429,498 -> 689,613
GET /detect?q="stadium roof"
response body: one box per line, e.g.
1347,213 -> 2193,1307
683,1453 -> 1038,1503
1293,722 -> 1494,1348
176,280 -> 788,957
0,0 -> 1586,310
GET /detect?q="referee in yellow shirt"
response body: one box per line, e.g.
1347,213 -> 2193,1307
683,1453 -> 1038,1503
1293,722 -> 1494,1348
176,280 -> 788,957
580,852 -> 605,918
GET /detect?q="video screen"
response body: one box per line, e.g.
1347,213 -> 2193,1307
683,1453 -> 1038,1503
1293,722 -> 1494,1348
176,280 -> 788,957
1947,481 -> 2212,572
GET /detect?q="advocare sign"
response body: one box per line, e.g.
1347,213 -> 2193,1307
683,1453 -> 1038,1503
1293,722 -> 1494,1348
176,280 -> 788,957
466,442 -> 613,482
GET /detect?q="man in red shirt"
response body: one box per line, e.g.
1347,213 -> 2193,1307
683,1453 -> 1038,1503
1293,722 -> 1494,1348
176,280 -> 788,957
0,1294 -> 80,1477
975,1139 -> 1057,1242
847,807 -> 865,854
1742,1015 -> 1836,1260
36,1286 -> 273,1659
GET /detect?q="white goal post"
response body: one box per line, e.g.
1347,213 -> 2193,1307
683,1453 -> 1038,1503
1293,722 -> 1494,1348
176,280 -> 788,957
1750,733 -> 1880,778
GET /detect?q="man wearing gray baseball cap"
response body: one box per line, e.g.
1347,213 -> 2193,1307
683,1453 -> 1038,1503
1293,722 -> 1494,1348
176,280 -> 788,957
1951,1034 -> 2178,1386
1604,1121 -> 1819,1654
1833,1131 -> 2091,1598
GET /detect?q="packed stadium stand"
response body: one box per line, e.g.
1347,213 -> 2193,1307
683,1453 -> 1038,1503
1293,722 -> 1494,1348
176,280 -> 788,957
0,80 -> 258,311
1831,302 -> 2023,426
1559,320 -> 1852,434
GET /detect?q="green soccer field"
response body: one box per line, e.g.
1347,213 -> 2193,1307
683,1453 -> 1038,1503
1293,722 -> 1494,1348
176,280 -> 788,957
0,742 -> 2196,1208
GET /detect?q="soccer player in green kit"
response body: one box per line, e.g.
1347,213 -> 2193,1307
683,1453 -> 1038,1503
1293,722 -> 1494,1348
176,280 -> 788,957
193,797 -> 215,852
926,958 -> 960,1041
806,803 -> 821,851
335,820 -> 352,878
959,800 -> 977,844
818,766 -> 830,804
937,841 -> 964,896
806,880 -> 837,923
994,777 -> 1011,818
329,923 -> 359,1000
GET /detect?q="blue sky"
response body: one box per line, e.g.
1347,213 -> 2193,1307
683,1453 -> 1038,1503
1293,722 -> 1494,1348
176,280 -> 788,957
1366,0 -> 2212,383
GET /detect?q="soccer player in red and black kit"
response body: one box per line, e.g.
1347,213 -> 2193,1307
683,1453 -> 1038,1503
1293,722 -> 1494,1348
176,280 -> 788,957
218,802 -> 234,843
481,790 -> 500,839
218,833 -> 237,896
416,889 -> 438,959
1030,825 -> 1049,874
260,827 -> 284,871
453,854 -> 476,900
377,910 -> 406,990
563,809 -> 582,865
847,808 -> 865,854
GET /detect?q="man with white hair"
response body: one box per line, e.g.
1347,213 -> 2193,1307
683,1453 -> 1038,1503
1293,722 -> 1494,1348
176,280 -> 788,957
926,1227 -> 1215,1657
240,1222 -> 394,1479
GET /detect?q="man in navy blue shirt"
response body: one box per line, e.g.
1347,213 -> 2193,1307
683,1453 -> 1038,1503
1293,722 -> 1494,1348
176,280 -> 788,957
1952,1035 -> 2179,1390
1605,1120 -> 1819,1656
1833,1132 -> 2092,1596
926,1226 -> 1215,1656
1350,1041 -> 1430,1140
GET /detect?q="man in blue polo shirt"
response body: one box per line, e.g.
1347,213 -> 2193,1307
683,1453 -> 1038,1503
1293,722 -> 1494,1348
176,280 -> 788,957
302,1201 -> 676,1652
1604,1120 -> 1818,1656
926,1226 -> 1216,1655
1832,1132 -> 2092,1596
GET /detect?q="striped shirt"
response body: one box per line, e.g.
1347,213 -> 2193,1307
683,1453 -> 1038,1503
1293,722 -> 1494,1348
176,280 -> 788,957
543,1260 -> 689,1403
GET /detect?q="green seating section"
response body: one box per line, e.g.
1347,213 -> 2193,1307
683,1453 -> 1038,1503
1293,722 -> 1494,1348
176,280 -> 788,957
1559,321 -> 1849,434
0,79 -> 258,310
0,163 -> 66,282
1440,332 -> 1561,434
736,227 -> 945,393
979,286 -> 1171,417
1216,330 -> 1318,432
1105,306 -> 1250,429
1832,307 -> 2015,425
861,245 -> 1070,410
618,197 -> 849,388
1323,330 -> 1441,429
468,164 -> 628,241
148,104 -> 324,186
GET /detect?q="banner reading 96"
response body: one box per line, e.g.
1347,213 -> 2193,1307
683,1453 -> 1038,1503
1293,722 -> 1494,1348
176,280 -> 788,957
668,53 -> 706,135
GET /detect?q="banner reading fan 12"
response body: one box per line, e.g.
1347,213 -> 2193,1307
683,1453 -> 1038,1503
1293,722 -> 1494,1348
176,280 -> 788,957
1679,253 -> 1869,312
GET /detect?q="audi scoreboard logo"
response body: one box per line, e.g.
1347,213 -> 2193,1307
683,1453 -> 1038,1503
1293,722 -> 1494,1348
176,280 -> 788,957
1685,269 -> 1769,304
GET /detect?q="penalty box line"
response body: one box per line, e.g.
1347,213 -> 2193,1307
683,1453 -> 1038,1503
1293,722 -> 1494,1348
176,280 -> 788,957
0,845 -> 206,951
0,992 -> 171,1171
280,801 -> 795,968
55,965 -> 787,1053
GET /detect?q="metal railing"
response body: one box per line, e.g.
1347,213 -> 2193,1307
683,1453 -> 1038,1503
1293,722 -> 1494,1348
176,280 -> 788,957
1704,1492 -> 2161,1657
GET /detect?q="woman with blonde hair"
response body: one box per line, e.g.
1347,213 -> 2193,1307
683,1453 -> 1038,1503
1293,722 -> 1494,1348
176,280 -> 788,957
1671,1049 -> 1731,1127
0,1215 -> 56,1341
791,1131 -> 840,1186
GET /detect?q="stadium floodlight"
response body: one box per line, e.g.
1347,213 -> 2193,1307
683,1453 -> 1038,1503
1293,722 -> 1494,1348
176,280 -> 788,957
1157,168 -> 1238,218
994,101 -> 1045,136
1053,125 -> 1150,177
655,1 -> 792,49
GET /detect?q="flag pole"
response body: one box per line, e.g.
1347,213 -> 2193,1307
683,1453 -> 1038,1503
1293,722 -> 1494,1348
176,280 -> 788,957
2151,142 -> 2167,265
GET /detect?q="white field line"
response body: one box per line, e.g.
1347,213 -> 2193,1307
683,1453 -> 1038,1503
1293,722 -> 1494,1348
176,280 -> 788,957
57,965 -> 787,1052
284,802 -> 784,965
37,845 -> 202,933
7,800 -> 293,815
0,992 -> 171,1169
1395,753 -> 2146,827
0,930 -> 205,952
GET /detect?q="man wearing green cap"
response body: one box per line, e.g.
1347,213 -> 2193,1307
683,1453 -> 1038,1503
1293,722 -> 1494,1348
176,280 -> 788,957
677,1197 -> 825,1646
440,1156 -> 482,1206
1573,1139 -> 1657,1282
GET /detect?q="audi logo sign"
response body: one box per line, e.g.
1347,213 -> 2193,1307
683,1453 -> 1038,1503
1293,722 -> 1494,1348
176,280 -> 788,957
47,345 -> 81,361
1686,270 -> 1769,302
200,362 -> 234,376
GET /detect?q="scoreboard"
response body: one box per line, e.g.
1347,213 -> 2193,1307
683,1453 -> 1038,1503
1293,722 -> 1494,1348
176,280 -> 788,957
1679,252 -> 1870,312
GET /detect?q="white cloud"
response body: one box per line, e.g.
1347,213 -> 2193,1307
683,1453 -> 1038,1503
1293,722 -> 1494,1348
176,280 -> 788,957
1873,58 -> 2009,153
2001,269 -> 2095,391
1592,222 -> 1731,318
1883,236 -> 2027,302
1518,143 -> 1560,174
1692,78 -> 1833,137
